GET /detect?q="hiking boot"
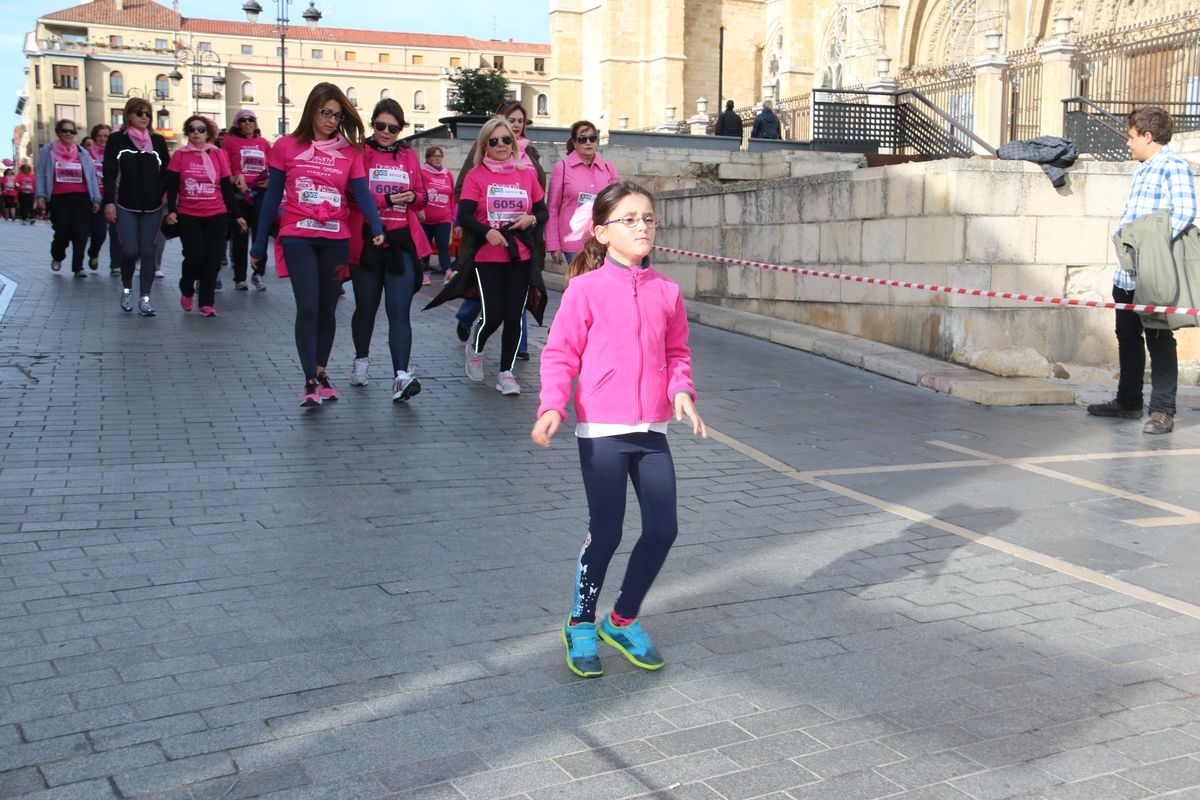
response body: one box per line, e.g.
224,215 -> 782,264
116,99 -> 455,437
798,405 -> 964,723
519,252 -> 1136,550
1144,412 -> 1174,435
1086,399 -> 1142,419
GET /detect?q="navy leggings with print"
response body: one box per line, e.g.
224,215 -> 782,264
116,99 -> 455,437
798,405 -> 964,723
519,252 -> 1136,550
571,432 -> 678,624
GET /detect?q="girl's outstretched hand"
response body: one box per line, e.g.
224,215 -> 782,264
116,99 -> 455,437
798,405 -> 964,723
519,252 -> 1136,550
531,410 -> 562,448
674,393 -> 707,438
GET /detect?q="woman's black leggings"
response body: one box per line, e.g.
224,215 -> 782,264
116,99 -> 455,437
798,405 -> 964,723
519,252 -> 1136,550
281,236 -> 348,380
351,246 -> 417,374
178,214 -> 229,308
230,193 -> 265,281
571,432 -> 678,624
87,208 -> 118,266
48,194 -> 92,272
471,260 -> 530,372
17,193 -> 33,221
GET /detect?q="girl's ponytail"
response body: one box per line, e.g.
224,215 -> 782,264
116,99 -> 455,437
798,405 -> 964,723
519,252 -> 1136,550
566,237 -> 607,284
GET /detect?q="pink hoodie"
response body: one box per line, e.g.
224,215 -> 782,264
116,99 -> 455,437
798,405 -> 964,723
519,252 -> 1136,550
546,151 -> 619,253
538,256 -> 695,424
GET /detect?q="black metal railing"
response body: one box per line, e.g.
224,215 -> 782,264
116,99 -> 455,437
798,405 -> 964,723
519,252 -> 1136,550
810,88 -> 995,158
1002,47 -> 1043,144
1072,12 -> 1200,112
1063,97 -> 1200,160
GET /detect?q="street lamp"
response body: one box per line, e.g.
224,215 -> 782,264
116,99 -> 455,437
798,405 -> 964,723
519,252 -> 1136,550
125,85 -> 168,132
171,47 -> 225,115
243,0 -> 322,135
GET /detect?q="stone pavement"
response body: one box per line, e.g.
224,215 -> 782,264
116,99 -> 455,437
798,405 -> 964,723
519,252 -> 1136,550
2,220 -> 1200,800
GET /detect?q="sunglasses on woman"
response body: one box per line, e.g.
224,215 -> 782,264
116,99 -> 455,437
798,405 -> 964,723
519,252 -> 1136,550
487,136 -> 513,147
57,128 -> 77,135
573,134 -> 599,144
130,109 -> 151,118
318,108 -> 345,121
373,121 -> 402,134
185,125 -> 208,135
239,116 -> 257,124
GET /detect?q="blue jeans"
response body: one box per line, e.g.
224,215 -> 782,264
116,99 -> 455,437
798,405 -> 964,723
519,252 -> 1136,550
422,222 -> 453,272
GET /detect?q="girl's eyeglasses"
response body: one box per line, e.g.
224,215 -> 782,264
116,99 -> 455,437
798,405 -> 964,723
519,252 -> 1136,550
373,122 -> 402,134
487,136 -> 513,147
318,108 -> 345,121
602,215 -> 661,229
574,134 -> 599,144
185,125 -> 208,135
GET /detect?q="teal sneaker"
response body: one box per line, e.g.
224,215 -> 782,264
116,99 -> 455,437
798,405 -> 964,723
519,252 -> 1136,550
562,620 -> 603,678
599,614 -> 665,670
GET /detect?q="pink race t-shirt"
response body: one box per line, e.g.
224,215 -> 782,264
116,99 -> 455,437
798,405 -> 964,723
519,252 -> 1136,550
1,177 -> 16,197
459,164 -> 545,263
222,135 -> 271,189
16,174 -> 34,194
168,147 -> 232,217
268,135 -> 365,240
363,145 -> 425,231
87,146 -> 105,194
52,148 -> 87,197
420,165 -> 456,225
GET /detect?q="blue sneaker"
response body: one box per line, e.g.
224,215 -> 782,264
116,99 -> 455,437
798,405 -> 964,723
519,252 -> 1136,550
562,620 -> 603,678
599,614 -> 665,670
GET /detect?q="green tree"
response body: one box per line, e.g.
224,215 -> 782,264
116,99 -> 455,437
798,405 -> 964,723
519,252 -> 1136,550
446,68 -> 510,116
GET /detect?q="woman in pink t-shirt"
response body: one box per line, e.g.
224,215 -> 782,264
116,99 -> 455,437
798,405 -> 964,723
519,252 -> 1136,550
16,165 -> 35,223
417,145 -> 456,281
1,169 -> 16,222
456,117 -> 547,396
252,82 -> 385,408
85,124 -> 118,273
223,109 -> 272,289
165,116 -> 247,317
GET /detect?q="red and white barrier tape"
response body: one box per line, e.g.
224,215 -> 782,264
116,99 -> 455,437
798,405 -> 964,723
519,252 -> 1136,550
653,245 -> 1200,317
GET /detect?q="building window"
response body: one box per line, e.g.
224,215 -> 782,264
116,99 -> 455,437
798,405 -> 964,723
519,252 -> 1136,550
241,80 -> 255,102
379,53 -> 390,64
197,76 -> 215,98
346,86 -> 358,106
534,58 -> 545,72
311,48 -> 323,59
413,90 -> 426,111
52,65 -> 79,90
109,70 -> 123,95
277,46 -> 288,58
111,108 -> 124,128
155,38 -> 168,50
198,42 -> 212,52
380,88 -> 391,100
109,35 -> 123,47
345,51 -> 356,61
278,83 -> 289,104
53,104 -> 80,122
241,45 -> 253,56
449,57 -> 461,68
412,54 -> 424,65
156,109 -> 170,130
155,73 -> 169,98
493,55 -> 504,71
536,93 -> 548,116
413,123 -> 425,134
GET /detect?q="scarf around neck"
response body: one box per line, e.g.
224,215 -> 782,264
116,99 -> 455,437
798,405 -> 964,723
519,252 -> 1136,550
126,126 -> 152,152
422,163 -> 445,173
51,140 -> 80,164
295,133 -> 349,162
366,137 -> 402,155
181,142 -> 218,183
483,156 -> 516,173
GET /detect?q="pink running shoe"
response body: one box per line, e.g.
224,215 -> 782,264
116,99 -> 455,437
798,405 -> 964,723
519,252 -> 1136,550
301,379 -> 322,408
180,295 -> 193,312
316,373 -> 339,401
200,306 -> 217,317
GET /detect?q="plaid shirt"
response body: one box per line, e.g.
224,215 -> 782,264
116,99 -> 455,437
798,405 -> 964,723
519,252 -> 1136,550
1114,146 -> 1197,290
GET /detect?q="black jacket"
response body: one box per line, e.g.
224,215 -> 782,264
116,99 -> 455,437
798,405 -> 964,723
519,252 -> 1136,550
714,109 -> 743,138
103,129 -> 169,212
750,109 -> 781,140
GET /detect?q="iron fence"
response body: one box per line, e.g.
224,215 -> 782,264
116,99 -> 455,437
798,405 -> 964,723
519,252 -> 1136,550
1002,47 -> 1043,144
1072,12 -> 1200,110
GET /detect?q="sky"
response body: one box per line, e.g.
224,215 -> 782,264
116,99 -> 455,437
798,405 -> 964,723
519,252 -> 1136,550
1,0 -> 551,124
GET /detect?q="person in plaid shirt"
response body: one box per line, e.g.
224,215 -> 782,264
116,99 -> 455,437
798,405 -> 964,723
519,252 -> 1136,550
1087,107 -> 1197,435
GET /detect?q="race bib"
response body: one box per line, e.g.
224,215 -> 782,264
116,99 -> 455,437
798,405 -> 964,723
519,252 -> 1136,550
485,184 -> 528,227
577,191 -> 596,204
298,187 -> 342,208
240,148 -> 266,175
55,161 -> 83,184
297,219 -> 341,233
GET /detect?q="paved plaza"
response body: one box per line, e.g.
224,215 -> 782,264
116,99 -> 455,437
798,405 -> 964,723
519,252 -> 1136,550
2,220 -> 1200,799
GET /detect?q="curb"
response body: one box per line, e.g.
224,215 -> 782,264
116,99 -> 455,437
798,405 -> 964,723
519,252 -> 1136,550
0,273 -> 15,324
542,271 -> 1076,407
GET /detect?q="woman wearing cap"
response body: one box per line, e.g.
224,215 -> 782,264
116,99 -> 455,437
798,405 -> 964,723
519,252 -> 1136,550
223,109 -> 273,290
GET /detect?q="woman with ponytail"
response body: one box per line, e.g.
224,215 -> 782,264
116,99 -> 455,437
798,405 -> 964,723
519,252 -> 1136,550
532,181 -> 705,679
165,116 -> 246,317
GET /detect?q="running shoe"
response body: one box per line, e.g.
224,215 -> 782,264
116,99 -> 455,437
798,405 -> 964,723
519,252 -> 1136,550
50,260 -> 62,272
392,372 -> 421,403
251,273 -> 266,291
444,270 -> 454,282
562,619 -> 603,678
496,371 -> 521,396
456,322 -> 470,342
88,257 -> 98,271
301,379 -> 322,408
180,295 -> 193,312
120,289 -> 133,313
350,358 -> 370,386
234,280 -> 248,291
200,306 -> 217,317
316,373 -> 339,401
599,614 -> 665,670
422,271 -> 432,286
465,350 -> 484,382
73,271 -> 86,279
109,266 -> 120,276
154,269 -> 165,279
138,295 -> 156,316
516,352 -> 530,361
215,276 -> 223,290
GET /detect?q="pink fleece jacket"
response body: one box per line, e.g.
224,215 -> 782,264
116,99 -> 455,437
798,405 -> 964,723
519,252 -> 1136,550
546,151 -> 619,253
538,256 -> 695,424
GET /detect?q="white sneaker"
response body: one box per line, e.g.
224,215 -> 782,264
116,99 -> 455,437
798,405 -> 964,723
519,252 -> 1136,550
154,269 -> 165,279
350,357 -> 370,386
51,260 -> 62,272
392,371 -> 422,402
496,370 -> 520,396
234,280 -> 248,291
251,273 -> 266,291
466,349 -> 484,382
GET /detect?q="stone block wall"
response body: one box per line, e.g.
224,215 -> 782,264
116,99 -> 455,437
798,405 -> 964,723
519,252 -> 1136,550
653,158 -> 1200,380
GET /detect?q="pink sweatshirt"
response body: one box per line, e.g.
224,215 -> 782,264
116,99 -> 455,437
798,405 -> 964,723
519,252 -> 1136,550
546,151 -> 619,253
538,256 -> 695,424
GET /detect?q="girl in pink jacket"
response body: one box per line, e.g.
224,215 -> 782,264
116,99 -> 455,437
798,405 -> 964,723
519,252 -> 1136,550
532,181 -> 706,679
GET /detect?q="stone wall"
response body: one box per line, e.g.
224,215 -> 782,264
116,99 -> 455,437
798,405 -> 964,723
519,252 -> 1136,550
652,158 -> 1200,380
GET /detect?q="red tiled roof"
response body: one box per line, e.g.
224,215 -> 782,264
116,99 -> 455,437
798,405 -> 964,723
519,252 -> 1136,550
41,0 -> 550,54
